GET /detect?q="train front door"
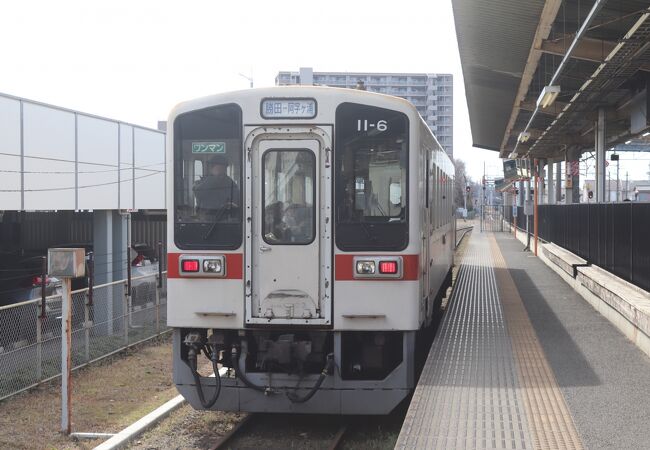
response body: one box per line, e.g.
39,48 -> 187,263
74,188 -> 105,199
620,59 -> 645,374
244,128 -> 332,326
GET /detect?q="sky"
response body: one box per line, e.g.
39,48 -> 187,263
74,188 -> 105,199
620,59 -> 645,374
0,0 -> 507,181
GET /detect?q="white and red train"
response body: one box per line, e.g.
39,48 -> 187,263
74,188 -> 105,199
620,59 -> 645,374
167,86 -> 454,414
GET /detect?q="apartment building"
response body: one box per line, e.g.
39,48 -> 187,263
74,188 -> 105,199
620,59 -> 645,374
276,67 -> 453,157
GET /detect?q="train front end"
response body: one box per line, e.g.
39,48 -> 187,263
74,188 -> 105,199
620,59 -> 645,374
167,87 -> 426,414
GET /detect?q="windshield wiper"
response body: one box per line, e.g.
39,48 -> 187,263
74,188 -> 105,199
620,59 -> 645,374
202,204 -> 231,241
359,222 -> 378,242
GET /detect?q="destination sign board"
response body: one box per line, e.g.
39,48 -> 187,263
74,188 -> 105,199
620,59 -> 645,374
261,98 -> 317,119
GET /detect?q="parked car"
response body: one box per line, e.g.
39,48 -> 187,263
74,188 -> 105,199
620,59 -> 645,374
130,243 -> 160,307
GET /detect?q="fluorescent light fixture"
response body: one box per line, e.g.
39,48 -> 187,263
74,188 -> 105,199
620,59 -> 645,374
508,152 -> 518,159
518,132 -> 531,143
625,140 -> 632,145
643,132 -> 650,137
537,85 -> 561,108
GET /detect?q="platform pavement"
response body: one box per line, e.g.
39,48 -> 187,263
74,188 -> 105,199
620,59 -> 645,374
395,230 -> 650,450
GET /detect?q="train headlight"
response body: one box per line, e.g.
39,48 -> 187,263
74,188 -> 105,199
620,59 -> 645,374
203,259 -> 223,274
352,256 -> 403,279
356,261 -> 376,274
178,255 -> 226,277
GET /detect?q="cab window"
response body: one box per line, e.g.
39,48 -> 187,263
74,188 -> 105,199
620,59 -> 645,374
335,103 -> 409,251
173,104 -> 242,250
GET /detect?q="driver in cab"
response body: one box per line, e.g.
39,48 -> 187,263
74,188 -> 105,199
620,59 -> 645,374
193,154 -> 240,219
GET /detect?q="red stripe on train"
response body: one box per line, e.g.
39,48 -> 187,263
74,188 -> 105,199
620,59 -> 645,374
167,253 -> 243,279
334,254 -> 420,281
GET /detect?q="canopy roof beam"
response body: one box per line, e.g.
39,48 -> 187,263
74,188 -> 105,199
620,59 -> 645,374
500,0 -> 564,157
540,35 -> 650,71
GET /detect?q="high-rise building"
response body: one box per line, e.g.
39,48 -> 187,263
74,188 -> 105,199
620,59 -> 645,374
276,67 -> 454,157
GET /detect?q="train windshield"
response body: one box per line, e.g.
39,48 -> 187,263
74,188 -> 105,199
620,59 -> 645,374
173,104 -> 243,250
335,103 -> 409,251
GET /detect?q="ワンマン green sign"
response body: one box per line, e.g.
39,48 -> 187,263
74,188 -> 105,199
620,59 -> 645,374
192,142 -> 226,153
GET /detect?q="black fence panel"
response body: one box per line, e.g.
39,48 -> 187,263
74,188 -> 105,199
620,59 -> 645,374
610,203 -> 632,282
516,206 -> 526,230
525,203 -> 650,293
632,205 -> 650,290
578,205 -> 590,258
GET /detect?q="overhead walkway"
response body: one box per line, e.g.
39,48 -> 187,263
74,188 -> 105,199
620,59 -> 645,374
396,231 -> 650,450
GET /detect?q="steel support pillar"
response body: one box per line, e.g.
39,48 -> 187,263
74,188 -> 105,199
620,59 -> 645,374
555,161 -> 562,203
547,159 -> 555,204
596,107 -> 606,202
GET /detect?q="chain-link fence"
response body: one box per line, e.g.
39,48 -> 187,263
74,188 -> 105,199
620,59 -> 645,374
0,272 -> 168,401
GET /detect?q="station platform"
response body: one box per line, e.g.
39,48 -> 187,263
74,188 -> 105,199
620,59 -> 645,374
396,231 -> 650,450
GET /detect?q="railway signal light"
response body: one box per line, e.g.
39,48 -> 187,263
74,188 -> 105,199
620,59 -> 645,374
465,186 -> 470,193
588,190 -> 594,199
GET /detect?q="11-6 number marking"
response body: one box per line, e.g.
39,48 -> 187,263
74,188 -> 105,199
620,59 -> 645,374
357,119 -> 388,132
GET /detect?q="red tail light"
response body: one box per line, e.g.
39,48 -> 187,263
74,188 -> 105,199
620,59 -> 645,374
32,276 -> 51,286
379,261 -> 398,274
181,259 -> 200,272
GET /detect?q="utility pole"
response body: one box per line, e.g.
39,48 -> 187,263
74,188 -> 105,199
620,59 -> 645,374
625,171 -> 629,201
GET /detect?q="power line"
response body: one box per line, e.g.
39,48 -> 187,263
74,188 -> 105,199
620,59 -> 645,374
0,167 -> 164,175
0,151 -> 165,169
0,171 -> 160,192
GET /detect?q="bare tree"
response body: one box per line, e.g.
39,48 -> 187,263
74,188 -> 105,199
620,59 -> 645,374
453,158 -> 468,210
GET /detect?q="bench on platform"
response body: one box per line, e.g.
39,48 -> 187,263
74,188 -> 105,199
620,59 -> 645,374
577,265 -> 650,340
541,242 -> 588,278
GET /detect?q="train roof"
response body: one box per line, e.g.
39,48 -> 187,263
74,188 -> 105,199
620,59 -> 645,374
168,86 -> 420,121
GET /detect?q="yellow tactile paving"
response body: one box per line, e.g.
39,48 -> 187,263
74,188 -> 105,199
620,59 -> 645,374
490,234 -> 584,450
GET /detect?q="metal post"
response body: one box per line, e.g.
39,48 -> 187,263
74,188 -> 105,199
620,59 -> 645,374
596,107 -> 606,202
157,242 -> 163,289
87,252 -> 94,306
616,158 -> 620,202
555,161 -> 562,203
525,175 -> 531,251
156,242 -> 163,333
61,278 -> 72,435
126,245 -> 132,295
84,299 -> 90,363
548,159 -> 555,204
123,285 -> 129,346
126,244 -> 133,335
40,256 -> 47,319
534,160 -> 539,256
36,304 -> 42,380
481,162 -> 485,232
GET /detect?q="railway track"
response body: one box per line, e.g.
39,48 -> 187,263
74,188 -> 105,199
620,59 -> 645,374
455,225 -> 473,248
209,413 -> 349,450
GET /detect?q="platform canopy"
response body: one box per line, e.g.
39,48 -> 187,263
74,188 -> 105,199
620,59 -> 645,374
452,0 -> 650,159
